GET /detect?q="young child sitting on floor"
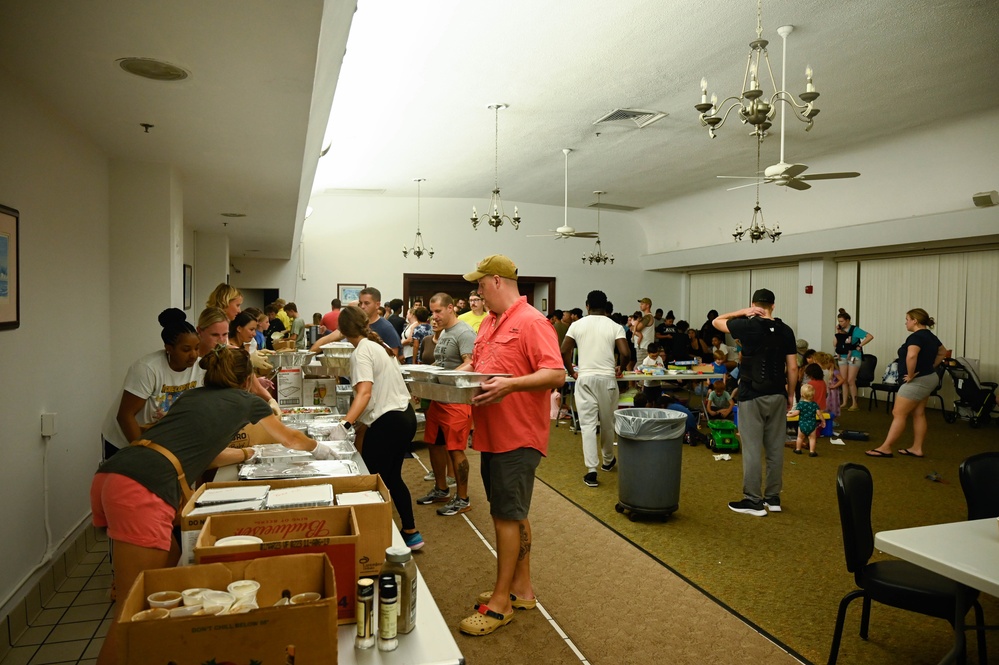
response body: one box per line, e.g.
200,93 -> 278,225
790,383 -> 825,457
705,380 -> 734,420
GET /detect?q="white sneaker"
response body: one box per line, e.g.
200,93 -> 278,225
830,438 -> 846,446
423,471 -> 435,481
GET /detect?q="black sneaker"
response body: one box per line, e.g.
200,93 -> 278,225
416,487 -> 450,504
728,498 -> 767,516
763,497 -> 782,513
600,457 -> 617,472
583,472 -> 599,487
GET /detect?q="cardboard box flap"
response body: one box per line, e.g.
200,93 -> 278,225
243,553 -> 330,606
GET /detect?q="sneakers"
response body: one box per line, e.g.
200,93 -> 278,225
446,475 -> 457,488
600,457 -> 617,472
763,497 -> 782,513
437,496 -> 471,516
402,530 -> 424,550
423,470 -> 436,481
583,472 -> 599,487
416,487 -> 450,504
728,498 -> 767,516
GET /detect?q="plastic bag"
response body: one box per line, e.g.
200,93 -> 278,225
614,408 -> 687,440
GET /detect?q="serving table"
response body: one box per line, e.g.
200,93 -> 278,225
214,453 -> 465,665
875,518 -> 999,665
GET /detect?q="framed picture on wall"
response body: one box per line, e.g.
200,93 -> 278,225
0,204 -> 20,330
338,283 -> 366,304
183,264 -> 193,310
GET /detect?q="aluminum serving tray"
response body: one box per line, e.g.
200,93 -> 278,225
406,380 -> 506,404
403,365 -> 445,383
435,371 -> 511,387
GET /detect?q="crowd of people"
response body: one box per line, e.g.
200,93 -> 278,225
92,260 -> 948,653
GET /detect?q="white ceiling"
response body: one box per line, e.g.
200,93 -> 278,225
1,0 -> 997,259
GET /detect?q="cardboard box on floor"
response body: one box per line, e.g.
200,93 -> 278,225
180,475 -> 392,577
117,553 -> 337,665
195,506 -> 359,623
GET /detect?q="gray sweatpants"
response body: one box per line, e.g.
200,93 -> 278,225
574,374 -> 620,471
737,394 -> 788,502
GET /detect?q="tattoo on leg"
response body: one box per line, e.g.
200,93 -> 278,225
518,523 -> 531,561
457,458 -> 469,485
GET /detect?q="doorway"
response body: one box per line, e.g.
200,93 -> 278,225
403,273 -> 556,316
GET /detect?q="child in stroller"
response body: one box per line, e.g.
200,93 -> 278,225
941,357 -> 997,427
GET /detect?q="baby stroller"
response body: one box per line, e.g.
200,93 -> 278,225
941,357 -> 997,428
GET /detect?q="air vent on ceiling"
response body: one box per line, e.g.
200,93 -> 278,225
586,201 -> 641,212
593,108 -> 668,129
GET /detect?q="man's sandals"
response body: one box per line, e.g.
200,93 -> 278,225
459,592 -> 537,635
459,604 -> 514,636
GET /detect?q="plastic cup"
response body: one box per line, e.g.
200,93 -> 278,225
146,591 -> 182,609
132,608 -> 170,621
290,592 -> 321,605
182,588 -> 210,606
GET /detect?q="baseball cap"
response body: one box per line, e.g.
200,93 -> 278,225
796,338 -> 809,353
752,288 -> 775,304
638,297 -> 652,306
464,254 -> 518,282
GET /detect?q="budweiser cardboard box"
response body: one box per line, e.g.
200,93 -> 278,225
277,367 -> 304,407
195,506 -> 358,623
180,475 -> 391,576
117,553 -> 336,664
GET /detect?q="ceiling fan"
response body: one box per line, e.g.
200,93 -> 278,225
717,26 -> 860,192
528,148 -> 598,239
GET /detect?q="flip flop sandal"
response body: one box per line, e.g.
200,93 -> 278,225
476,591 -> 537,610
898,448 -> 924,458
459,604 -> 513,636
865,449 -> 893,458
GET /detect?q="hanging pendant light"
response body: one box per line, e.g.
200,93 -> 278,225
403,178 -> 434,258
470,104 -> 521,231
582,191 -> 614,265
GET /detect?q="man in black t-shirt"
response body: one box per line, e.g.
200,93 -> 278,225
714,289 -> 797,517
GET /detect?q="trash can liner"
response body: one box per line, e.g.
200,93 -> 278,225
614,408 -> 687,440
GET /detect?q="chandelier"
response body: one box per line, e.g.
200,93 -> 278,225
582,191 -> 614,264
402,178 -> 434,259
733,139 -> 781,243
694,2 -> 819,139
470,104 -> 521,231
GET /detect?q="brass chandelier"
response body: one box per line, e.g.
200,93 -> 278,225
470,104 -> 521,231
403,178 -> 434,259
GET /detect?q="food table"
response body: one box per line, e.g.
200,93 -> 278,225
214,453 -> 465,665
875,518 -> 999,665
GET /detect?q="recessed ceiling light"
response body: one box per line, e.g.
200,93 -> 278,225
220,212 -> 246,218
116,57 -> 189,81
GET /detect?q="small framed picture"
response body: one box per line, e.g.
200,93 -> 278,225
183,264 -> 193,310
337,283 -> 366,304
0,204 -> 20,330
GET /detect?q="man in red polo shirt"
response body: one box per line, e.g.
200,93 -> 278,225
456,255 -> 565,636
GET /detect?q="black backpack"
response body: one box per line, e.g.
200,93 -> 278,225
742,318 -> 787,393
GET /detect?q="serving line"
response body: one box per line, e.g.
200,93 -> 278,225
875,518 -> 999,665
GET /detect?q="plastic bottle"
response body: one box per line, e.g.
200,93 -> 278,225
354,578 -> 375,649
380,545 -> 418,634
377,574 -> 398,652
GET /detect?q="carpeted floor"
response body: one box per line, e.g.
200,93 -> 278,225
533,394 -> 998,664
404,445 -> 803,665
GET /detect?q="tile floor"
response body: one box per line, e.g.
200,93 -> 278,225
2,535 -> 112,665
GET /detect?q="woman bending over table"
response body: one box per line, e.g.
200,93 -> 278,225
91,346 -> 323,665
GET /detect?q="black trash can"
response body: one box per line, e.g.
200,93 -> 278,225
613,408 -> 686,521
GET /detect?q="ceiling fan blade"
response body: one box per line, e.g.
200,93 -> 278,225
797,171 -> 861,181
571,231 -> 599,238
726,181 -> 762,191
784,178 -> 811,190
717,175 -> 761,180
526,233 -> 556,238
781,163 -> 809,178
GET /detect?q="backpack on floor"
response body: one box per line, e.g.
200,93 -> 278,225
838,430 -> 869,441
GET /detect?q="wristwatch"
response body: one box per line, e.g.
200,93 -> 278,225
339,419 -> 352,430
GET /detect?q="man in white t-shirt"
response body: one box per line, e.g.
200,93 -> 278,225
561,290 -> 631,488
